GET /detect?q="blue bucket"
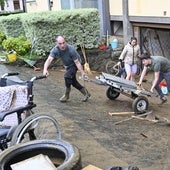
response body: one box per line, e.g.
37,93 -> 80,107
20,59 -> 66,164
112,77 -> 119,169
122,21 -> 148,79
111,39 -> 118,49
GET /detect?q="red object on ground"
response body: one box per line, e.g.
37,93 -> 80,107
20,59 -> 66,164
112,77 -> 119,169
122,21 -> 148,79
159,81 -> 167,88
99,45 -> 106,50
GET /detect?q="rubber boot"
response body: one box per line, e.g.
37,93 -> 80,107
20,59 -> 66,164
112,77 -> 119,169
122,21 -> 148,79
60,88 -> 71,102
79,87 -> 91,102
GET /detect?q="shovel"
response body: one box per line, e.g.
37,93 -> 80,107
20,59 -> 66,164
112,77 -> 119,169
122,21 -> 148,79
19,57 -> 41,71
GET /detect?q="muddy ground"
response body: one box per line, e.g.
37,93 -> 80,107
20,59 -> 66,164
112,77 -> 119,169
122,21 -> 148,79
1,64 -> 170,170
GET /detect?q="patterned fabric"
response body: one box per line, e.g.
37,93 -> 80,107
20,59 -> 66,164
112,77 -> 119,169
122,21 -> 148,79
0,85 -> 28,126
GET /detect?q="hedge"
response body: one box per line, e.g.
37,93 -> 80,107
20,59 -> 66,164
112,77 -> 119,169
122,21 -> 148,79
0,13 -> 26,38
0,8 -> 100,55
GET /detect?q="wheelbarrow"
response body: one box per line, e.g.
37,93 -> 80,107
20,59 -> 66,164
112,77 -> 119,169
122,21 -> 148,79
86,72 -> 157,114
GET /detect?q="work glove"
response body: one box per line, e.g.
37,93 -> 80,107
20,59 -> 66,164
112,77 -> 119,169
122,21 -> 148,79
82,73 -> 89,81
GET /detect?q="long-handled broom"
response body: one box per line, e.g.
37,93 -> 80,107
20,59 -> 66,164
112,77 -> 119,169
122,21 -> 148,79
80,44 -> 92,75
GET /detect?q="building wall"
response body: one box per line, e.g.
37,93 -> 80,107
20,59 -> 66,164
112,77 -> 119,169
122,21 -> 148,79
25,0 -> 170,17
109,0 -> 170,58
51,0 -> 61,11
109,0 -> 170,17
129,0 -> 170,17
26,0 -> 48,12
0,0 -> 23,11
26,0 -> 61,13
109,0 -> 122,16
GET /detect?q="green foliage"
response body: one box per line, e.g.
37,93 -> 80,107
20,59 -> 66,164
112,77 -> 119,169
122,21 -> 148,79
0,8 -> 100,57
0,31 -> 6,50
0,0 -> 5,7
21,8 -> 100,54
0,31 -> 6,44
0,13 -> 26,38
0,16 -> 5,33
2,35 -> 31,55
0,10 -> 24,16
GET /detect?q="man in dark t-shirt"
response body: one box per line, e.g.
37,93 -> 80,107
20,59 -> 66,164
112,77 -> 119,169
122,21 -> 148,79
138,54 -> 170,104
43,36 -> 90,102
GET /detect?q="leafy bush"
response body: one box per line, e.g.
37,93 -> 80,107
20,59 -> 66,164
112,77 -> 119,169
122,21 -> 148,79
0,31 -> 6,44
0,31 -> 6,49
21,8 -> 100,54
0,13 -> 26,38
0,8 -> 100,57
2,35 -> 31,55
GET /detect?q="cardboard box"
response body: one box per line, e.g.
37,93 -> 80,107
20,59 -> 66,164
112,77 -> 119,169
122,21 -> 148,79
82,164 -> 103,170
10,154 -> 56,170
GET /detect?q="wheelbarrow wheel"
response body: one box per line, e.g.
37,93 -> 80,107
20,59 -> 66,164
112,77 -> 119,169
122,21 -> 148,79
132,96 -> 149,114
106,86 -> 120,100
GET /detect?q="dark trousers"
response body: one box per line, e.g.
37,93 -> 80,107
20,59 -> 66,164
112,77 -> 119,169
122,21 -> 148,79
64,65 -> 83,90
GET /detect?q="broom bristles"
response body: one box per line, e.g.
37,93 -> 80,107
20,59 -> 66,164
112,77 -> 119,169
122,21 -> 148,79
84,62 -> 92,75
81,44 -> 92,75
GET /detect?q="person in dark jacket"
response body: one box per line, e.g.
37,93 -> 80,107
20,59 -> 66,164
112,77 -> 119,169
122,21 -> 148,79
43,36 -> 90,102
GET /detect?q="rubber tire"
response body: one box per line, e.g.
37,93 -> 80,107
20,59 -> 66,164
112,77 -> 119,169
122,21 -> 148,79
10,114 -> 62,146
132,96 -> 149,114
0,139 -> 82,170
105,60 -> 120,76
106,86 -> 120,100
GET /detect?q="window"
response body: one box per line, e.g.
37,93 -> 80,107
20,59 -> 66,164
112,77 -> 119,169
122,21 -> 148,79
61,0 -> 71,9
60,0 -> 98,10
25,0 -> 36,2
14,0 -> 20,10
74,0 -> 98,9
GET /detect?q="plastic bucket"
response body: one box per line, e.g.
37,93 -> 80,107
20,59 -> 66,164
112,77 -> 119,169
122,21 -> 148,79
7,53 -> 17,62
111,39 -> 118,49
161,86 -> 168,94
159,81 -> 168,94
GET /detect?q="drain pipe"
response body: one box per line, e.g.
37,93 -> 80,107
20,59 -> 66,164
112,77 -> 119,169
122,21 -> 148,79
48,0 -> 53,11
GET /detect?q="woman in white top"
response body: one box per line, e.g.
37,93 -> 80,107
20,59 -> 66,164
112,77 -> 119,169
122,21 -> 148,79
118,37 -> 141,81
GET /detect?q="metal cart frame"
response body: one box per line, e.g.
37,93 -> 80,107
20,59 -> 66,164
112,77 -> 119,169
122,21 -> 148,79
95,72 -> 157,113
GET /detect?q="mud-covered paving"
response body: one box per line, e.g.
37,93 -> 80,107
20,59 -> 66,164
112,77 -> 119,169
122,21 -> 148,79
2,64 -> 170,170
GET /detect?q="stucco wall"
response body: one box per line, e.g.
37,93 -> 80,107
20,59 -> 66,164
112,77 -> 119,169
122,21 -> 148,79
26,0 -> 61,13
0,0 -> 23,11
109,0 -> 170,17
51,0 -> 61,11
129,0 -> 170,17
109,0 -> 122,15
26,0 -> 48,12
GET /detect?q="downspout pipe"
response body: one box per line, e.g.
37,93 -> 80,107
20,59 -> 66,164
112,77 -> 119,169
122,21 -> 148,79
122,0 -> 133,45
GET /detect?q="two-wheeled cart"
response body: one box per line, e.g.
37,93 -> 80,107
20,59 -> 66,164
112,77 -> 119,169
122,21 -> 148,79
94,72 -> 157,114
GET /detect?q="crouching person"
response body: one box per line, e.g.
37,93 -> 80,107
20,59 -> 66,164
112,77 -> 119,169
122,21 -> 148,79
137,53 -> 170,104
